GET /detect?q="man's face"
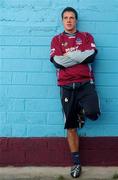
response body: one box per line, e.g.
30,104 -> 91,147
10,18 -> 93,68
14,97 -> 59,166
62,11 -> 77,33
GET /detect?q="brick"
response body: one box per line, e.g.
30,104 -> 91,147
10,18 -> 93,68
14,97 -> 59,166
0,149 -> 26,165
11,124 -> 27,137
46,125 -> 65,137
0,36 -> 30,46
27,73 -> 56,85
0,112 -> 7,123
0,124 -> 12,137
25,112 -> 47,124
7,85 -> 59,98
30,46 -> 49,59
0,25 -> 31,36
7,112 -> 26,124
103,125 -> 118,136
95,73 -> 118,86
95,22 -> 118,34
97,48 -> 118,60
0,0 -> 118,139
79,0 -> 118,12
94,34 -> 118,47
28,10 -> 58,23
42,60 -> 55,72
0,9 -> 30,23
79,124 -> 106,137
30,26 -> 56,36
1,0 -> 51,8
7,99 -> 25,111
0,25 -> 55,36
79,22 -> 96,33
96,112 -> 118,125
80,11 -> 118,21
94,60 -> 118,73
80,22 -> 118,34
7,112 -> 47,125
0,98 -> 24,112
98,87 -> 118,98
2,59 -> 42,71
47,112 -> 63,125
27,125 -> 47,137
7,85 -> 42,98
0,138 -> 9,150
12,72 -> 27,84
0,137 -> 118,166
0,72 -> 12,84
24,138 -> 48,150
0,97 -> 14,112
52,0 -> 78,7
0,34 -> 51,47
100,98 -> 118,112
0,46 -> 30,58
25,99 -> 61,112
8,138 -> 26,150
30,37 -> 51,46
0,87 -> 8,101
26,149 -> 49,164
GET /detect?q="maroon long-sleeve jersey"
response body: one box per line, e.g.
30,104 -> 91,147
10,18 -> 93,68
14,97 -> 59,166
50,31 -> 97,86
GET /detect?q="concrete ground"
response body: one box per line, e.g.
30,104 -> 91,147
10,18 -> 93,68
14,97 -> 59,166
0,166 -> 118,180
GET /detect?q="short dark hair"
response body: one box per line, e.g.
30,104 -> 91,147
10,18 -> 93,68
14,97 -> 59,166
61,7 -> 78,20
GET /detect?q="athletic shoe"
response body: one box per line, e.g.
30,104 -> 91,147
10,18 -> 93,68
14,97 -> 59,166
77,108 -> 85,128
70,164 -> 82,178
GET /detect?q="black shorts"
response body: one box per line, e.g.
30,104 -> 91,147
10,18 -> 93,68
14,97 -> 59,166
60,81 -> 100,129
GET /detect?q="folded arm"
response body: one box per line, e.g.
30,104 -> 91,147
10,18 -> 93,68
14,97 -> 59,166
51,49 -> 97,69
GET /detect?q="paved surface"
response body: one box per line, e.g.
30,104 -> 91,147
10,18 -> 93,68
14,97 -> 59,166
0,166 -> 118,180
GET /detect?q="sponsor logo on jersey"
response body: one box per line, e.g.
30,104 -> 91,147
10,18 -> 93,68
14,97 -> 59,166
65,46 -> 79,53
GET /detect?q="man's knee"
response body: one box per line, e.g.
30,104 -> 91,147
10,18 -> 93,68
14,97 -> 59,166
67,128 -> 77,136
68,128 -> 77,133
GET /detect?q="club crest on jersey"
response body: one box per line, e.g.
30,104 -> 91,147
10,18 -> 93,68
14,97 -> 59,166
76,38 -> 82,45
62,42 -> 68,47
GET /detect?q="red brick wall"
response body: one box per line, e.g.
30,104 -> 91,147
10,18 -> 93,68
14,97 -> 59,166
0,137 -> 118,166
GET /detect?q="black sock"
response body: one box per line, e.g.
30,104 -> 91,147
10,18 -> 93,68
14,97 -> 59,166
71,152 -> 80,165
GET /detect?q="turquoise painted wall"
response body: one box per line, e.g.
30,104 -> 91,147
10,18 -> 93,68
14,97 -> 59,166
0,0 -> 118,137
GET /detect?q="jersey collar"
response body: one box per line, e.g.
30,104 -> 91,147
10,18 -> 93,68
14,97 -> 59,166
63,30 -> 78,37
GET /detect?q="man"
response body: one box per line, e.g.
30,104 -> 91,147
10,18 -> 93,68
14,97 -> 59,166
50,7 -> 100,178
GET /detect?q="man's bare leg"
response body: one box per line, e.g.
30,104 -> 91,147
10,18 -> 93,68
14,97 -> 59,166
67,128 -> 79,152
67,128 -> 81,178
